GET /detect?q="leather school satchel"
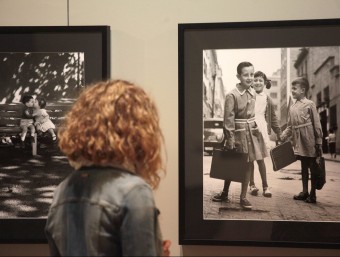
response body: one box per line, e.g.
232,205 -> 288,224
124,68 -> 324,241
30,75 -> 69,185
314,157 -> 326,190
270,141 -> 296,171
210,148 -> 248,183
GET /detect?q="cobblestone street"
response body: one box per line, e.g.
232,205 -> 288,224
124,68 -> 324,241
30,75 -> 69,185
203,152 -> 340,222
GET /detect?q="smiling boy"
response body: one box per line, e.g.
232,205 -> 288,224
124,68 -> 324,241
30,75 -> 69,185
212,62 -> 267,210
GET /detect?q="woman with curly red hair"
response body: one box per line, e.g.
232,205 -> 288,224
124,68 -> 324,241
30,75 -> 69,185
45,80 -> 169,256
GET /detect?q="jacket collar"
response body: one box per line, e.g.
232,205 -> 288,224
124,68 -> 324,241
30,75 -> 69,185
236,84 -> 254,96
294,97 -> 307,103
256,91 -> 265,96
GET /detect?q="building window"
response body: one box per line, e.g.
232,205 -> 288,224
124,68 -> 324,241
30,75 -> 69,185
271,81 -> 278,87
273,105 -> 278,111
203,82 -> 207,101
203,59 -> 207,78
317,92 -> 322,107
330,105 -> 337,130
270,92 -> 277,99
324,86 -> 330,105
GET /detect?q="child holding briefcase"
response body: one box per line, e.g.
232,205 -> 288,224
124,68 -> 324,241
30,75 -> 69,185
280,77 -> 323,203
212,62 -> 267,210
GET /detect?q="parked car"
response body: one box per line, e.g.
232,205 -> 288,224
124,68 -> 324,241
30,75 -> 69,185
203,118 -> 224,155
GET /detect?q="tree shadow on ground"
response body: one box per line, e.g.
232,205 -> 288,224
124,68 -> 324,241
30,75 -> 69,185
0,141 -> 73,218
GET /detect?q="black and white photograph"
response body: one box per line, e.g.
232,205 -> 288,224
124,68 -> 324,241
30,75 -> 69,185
0,51 -> 84,218
179,19 -> 340,247
0,26 -> 110,243
203,47 -> 340,221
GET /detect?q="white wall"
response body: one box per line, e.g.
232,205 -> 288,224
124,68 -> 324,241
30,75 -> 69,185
1,0 -> 340,256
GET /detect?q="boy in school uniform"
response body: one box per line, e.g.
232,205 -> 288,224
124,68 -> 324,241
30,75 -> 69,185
212,62 -> 267,210
280,77 -> 323,203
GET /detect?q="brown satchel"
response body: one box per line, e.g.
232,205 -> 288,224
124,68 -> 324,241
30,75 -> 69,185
210,148 -> 248,183
270,141 -> 296,171
314,157 -> 326,190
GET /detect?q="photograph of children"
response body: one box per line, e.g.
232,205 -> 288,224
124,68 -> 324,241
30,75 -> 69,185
203,47 -> 340,222
0,52 -> 85,218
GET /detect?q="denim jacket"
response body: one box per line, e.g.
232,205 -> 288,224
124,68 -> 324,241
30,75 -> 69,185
45,166 -> 163,256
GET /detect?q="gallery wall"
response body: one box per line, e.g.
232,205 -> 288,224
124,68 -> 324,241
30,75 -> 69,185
1,0 -> 340,256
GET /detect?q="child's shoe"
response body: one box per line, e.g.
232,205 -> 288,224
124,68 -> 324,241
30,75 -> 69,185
249,185 -> 259,196
212,191 -> 229,202
52,135 -> 57,142
293,192 -> 309,200
240,198 -> 252,210
263,187 -> 272,198
305,195 -> 316,203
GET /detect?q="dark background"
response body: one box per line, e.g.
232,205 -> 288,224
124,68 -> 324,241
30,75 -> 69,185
0,52 -> 84,104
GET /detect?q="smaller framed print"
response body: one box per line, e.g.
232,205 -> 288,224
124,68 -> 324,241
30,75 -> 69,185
0,26 -> 110,243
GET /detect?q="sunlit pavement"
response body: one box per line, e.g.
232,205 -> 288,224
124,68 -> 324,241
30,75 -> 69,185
0,146 -> 71,218
203,149 -> 340,222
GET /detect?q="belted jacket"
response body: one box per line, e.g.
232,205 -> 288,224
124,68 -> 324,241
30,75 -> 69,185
281,97 -> 323,157
223,85 -> 267,161
45,166 -> 163,256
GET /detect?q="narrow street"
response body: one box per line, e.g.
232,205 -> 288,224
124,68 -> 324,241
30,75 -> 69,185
203,152 -> 340,221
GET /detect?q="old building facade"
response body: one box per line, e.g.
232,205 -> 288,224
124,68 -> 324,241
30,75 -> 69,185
203,50 -> 225,118
280,48 -> 300,130
286,47 -> 340,153
266,69 -> 281,141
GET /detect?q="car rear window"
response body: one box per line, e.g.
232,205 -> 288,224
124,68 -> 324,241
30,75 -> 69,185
204,120 -> 223,128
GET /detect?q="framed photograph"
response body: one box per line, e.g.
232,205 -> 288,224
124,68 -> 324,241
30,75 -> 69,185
179,19 -> 340,248
0,26 -> 110,242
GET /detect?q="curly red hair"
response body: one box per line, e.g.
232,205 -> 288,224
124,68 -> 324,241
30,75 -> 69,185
58,80 -> 165,189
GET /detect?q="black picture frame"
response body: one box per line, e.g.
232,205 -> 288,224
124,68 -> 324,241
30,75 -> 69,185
179,19 -> 340,248
0,26 -> 110,243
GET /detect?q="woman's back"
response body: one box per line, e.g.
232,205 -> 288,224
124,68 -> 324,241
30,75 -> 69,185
45,166 -> 163,256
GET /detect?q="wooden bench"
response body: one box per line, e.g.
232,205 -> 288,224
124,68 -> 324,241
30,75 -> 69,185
0,102 -> 71,156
